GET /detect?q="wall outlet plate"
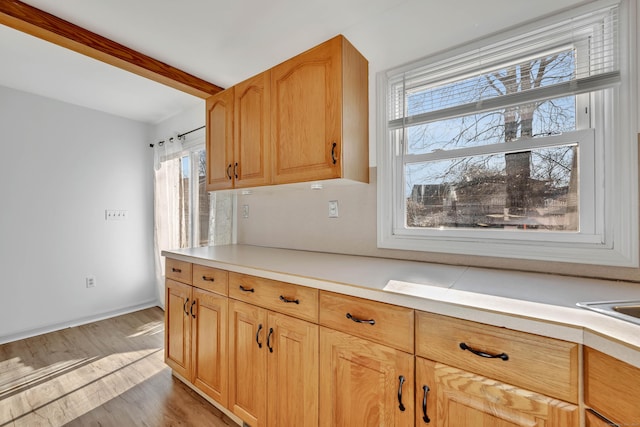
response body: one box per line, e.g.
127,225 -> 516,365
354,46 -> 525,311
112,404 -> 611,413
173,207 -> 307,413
328,200 -> 339,218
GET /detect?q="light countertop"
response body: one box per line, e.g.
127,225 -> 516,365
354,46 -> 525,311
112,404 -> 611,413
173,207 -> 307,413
162,244 -> 640,368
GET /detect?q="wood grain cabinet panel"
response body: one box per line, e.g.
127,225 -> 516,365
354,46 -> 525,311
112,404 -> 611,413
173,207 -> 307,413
229,272 -> 318,323
165,258 -> 192,284
206,88 -> 234,191
229,300 -> 267,426
319,327 -> 414,427
271,35 -> 368,185
165,269 -> 229,408
229,300 -> 318,427
319,291 -> 413,353
165,279 -> 192,379
192,264 -> 228,295
415,357 -> 579,427
585,346 -> 640,426
191,288 -> 228,407
234,71 -> 271,188
416,311 -> 579,403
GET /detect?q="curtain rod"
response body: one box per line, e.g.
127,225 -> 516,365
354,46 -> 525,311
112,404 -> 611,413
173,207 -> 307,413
149,125 -> 205,148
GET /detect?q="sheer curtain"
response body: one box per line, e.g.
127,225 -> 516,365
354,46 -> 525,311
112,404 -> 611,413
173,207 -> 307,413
153,132 -> 232,308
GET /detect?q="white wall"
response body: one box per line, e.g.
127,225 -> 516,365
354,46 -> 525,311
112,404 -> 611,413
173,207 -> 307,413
0,85 -> 157,343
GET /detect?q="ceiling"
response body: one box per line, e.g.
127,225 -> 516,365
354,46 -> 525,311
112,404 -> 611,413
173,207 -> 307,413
0,0 -> 587,124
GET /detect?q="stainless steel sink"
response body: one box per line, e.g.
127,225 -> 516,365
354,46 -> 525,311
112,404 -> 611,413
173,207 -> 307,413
577,300 -> 640,326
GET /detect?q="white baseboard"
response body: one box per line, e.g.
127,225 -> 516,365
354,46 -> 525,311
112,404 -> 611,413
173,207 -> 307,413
0,299 -> 161,345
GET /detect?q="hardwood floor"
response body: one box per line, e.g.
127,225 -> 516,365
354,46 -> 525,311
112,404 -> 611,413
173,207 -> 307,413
0,307 -> 239,427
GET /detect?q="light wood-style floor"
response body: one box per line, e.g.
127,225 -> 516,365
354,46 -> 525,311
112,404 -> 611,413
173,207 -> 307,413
0,307 -> 239,427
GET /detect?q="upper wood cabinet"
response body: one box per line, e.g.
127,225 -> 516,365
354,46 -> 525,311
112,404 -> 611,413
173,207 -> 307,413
234,71 -> 271,189
207,72 -> 271,191
206,88 -> 234,191
205,35 -> 368,191
270,35 -> 368,185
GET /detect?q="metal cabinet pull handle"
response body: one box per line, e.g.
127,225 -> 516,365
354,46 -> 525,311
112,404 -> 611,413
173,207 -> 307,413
279,295 -> 300,304
256,324 -> 263,348
239,285 -> 255,293
422,385 -> 431,423
183,298 -> 189,316
397,375 -> 406,412
172,267 -> 182,273
331,142 -> 337,164
190,300 -> 196,318
267,327 -> 274,353
226,164 -> 232,180
234,162 -> 239,179
586,408 -> 619,427
346,313 -> 375,325
459,342 -> 508,361
202,275 -> 215,282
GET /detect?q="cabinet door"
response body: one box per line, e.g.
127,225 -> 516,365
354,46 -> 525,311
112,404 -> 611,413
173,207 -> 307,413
416,357 -> 578,427
271,36 -> 342,184
235,71 -> 271,188
229,300 -> 268,427
319,327 -> 414,427
191,288 -> 228,407
165,279 -> 192,379
206,88 -> 234,191
267,312 -> 318,427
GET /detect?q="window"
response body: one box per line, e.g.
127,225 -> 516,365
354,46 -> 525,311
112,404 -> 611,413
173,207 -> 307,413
378,0 -> 638,266
154,139 -> 211,249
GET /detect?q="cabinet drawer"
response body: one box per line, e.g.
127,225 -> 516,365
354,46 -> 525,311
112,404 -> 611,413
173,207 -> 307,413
585,347 -> 640,425
192,264 -> 228,296
166,258 -> 192,284
319,291 -> 414,353
416,311 -> 578,403
228,273 -> 318,323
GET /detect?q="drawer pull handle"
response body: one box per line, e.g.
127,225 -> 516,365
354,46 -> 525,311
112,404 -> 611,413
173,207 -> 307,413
226,164 -> 232,180
331,142 -> 337,165
256,324 -> 263,348
459,342 -> 508,361
172,267 -> 182,273
202,276 -> 215,282
421,385 -> 431,423
279,295 -> 300,304
234,162 -> 239,179
190,300 -> 196,318
267,327 -> 274,353
586,408 -> 619,426
239,285 -> 255,293
346,313 -> 375,325
397,375 -> 406,412
183,298 -> 189,316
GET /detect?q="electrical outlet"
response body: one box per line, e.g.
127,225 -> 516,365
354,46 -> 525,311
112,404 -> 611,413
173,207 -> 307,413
242,205 -> 249,219
328,200 -> 339,218
86,276 -> 96,288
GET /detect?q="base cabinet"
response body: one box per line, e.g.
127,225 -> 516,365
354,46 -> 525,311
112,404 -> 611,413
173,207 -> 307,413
584,347 -> 640,427
319,327 -> 414,427
165,279 -> 192,379
164,257 -> 633,427
165,273 -> 228,407
228,299 -> 318,427
415,357 -> 578,427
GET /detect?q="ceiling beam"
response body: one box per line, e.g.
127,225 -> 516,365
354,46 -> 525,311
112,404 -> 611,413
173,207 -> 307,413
0,0 -> 223,98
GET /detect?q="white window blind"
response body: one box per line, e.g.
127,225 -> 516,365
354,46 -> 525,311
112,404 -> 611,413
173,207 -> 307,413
388,2 -> 620,130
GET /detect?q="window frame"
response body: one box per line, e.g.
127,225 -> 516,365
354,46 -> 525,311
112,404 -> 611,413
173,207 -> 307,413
377,0 -> 638,267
